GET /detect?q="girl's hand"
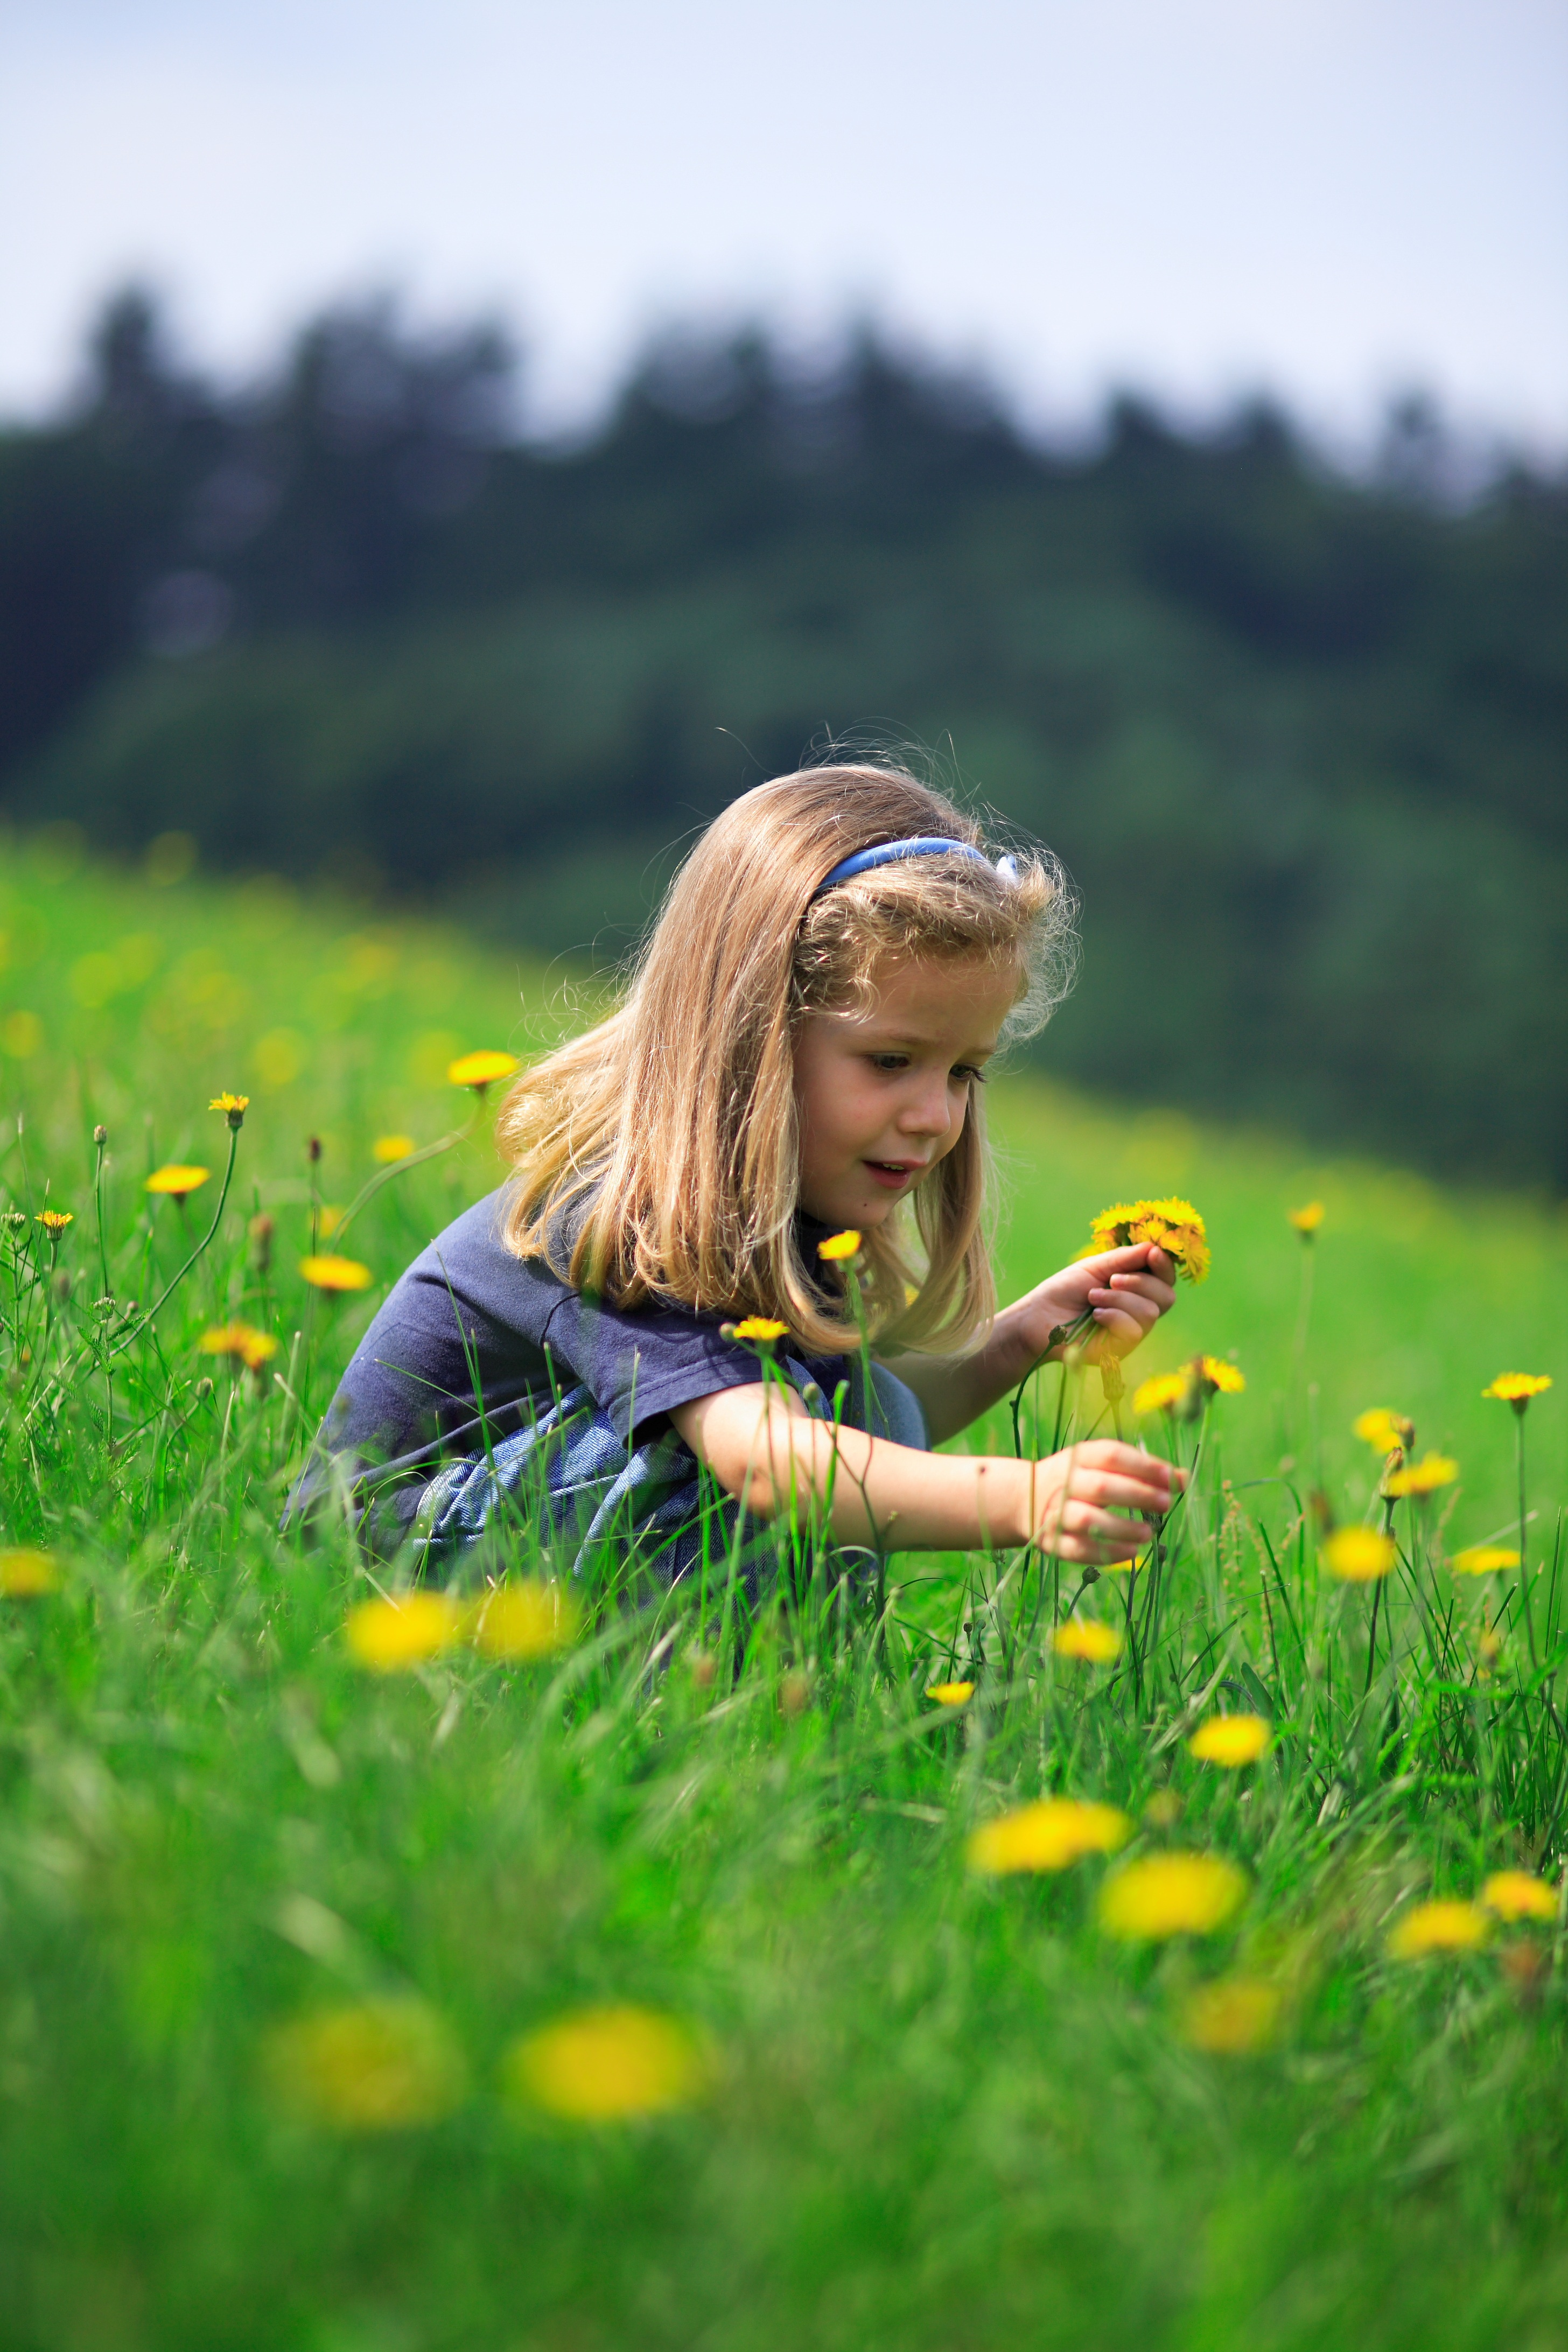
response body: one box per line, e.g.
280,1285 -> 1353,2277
1011,1242 -> 1177,1369
1017,1440 -> 1185,1564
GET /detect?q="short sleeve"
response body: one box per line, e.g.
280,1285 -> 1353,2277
539,1287 -> 778,1444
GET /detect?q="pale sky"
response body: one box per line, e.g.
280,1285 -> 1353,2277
4,0 -> 1565,456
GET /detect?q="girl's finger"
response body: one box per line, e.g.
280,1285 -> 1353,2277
1056,1507 -> 1157,1555
1091,1303 -> 1158,1339
1100,1276 -> 1175,1312
1068,1466 -> 1177,1506
1058,1495 -> 1156,1536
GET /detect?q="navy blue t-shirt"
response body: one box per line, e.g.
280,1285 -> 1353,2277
299,1187 -> 926,1511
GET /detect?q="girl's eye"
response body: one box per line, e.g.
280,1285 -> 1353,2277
952,1063 -> 985,1086
868,1053 -> 909,1073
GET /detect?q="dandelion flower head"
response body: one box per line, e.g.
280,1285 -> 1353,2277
1287,1202 -> 1325,1235
817,1229 -> 862,1263
346,1592 -> 464,1671
1198,1355 -> 1245,1395
35,1208 -> 74,1233
926,1682 -> 975,1706
730,1315 -> 788,1342
200,1321 -> 279,1371
1483,1373 -> 1552,1406
1384,1452 -> 1458,1499
1099,1852 -> 1247,1940
1482,1871 -> 1556,1923
967,1797 -> 1131,1875
463,1580 -> 577,1661
1322,1528 -> 1396,1583
1452,1545 -> 1518,1577
145,1164 -> 209,1200
299,1254 -> 374,1292
1053,1620 -> 1123,1663
1133,1371 -> 1187,1417
1354,1408 -> 1411,1456
1188,1714 -> 1271,1767
504,2005 -> 706,2122
1387,1900 -> 1489,1959
447,1049 -> 519,1091
209,1092 -> 249,1128
0,1547 -> 59,1596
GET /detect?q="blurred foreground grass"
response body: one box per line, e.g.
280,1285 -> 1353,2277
1,833 -> 1567,2351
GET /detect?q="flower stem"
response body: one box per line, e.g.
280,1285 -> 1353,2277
326,1111 -> 479,1251
1517,1408 -> 1537,1671
108,1124 -> 240,1360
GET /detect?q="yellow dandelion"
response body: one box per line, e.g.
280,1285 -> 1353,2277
1384,1452 -> 1458,1498
463,1580 -> 578,1661
209,1091 -> 249,1128
34,1208 -> 74,1233
1099,1852 -> 1247,1940
199,1321 -> 279,1371
263,1998 -> 466,2132
925,1682 -> 975,1706
1482,1871 -> 1557,1923
1179,1977 -> 1282,2054
730,1315 -> 788,1342
1198,1356 -> 1245,1395
1133,1371 -> 1187,1416
145,1164 -> 210,1200
1483,1373 -> 1552,1409
345,1592 -> 463,1671
503,2005 -> 706,2122
1452,1545 -> 1518,1577
816,1229 -> 862,1263
1322,1527 -> 1397,1583
299,1254 -> 374,1292
966,1797 -> 1131,1875
446,1049 -> 519,1091
1174,1228 -> 1211,1284
1053,1620 -> 1123,1664
1354,1408 -> 1411,1455
1387,1900 -> 1489,1959
1287,1202 -> 1324,1235
0,1547 -> 59,1596
372,1134 -> 416,1163
1089,1198 -> 1209,1283
1188,1714 -> 1271,1767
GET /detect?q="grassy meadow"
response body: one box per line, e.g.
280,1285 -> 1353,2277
2,830 -> 1567,2351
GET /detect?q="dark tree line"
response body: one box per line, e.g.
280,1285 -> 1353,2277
2,292 -> 1565,1185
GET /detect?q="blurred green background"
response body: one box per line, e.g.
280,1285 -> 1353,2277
2,293 -> 1565,1189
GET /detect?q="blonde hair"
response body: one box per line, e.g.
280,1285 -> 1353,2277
496,764 -> 1076,1354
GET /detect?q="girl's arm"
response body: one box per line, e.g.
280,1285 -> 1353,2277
670,1383 -> 1182,1559
880,1241 -> 1177,1446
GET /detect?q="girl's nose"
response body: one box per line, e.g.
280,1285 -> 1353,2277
899,1080 -> 954,1140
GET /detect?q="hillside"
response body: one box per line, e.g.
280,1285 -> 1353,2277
1,837 -> 1561,1534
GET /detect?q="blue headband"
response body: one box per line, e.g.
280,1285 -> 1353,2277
811,836 -> 1019,899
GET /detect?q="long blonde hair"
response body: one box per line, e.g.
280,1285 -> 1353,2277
496,764 -> 1075,1354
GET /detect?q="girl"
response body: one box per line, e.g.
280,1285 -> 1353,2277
304,765 -> 1182,1578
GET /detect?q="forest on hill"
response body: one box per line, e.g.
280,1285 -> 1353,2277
2,292 -> 1564,1186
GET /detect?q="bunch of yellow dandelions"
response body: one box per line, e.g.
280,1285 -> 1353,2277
1086,1197 -> 1211,1286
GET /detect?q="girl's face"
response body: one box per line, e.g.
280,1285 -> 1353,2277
793,954 -> 1018,1234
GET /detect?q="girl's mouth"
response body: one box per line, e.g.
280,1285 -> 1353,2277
864,1160 -> 922,1190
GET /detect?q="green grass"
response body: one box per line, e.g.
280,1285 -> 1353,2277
2,834 -> 1567,2352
